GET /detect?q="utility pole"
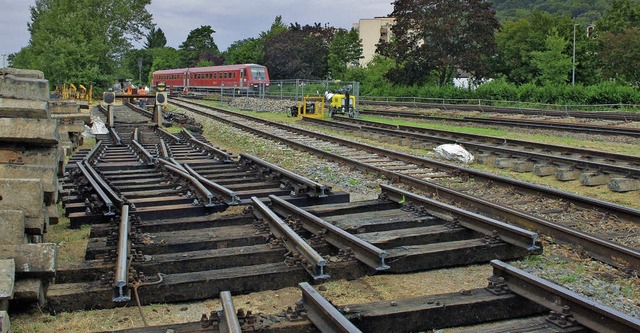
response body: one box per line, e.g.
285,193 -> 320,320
1,54 -> 7,68
572,24 -> 579,87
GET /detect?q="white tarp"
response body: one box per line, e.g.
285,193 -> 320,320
433,144 -> 474,164
82,115 -> 108,137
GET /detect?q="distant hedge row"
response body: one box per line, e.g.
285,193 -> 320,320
361,80 -> 640,107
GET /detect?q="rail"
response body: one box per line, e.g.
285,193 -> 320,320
158,139 -> 170,160
75,161 -> 116,215
83,141 -> 104,164
219,291 -> 242,333
131,139 -> 154,165
184,164 -> 240,205
181,129 -> 233,162
158,158 -> 215,207
156,127 -> 182,144
113,205 -> 131,302
381,184 -> 540,251
490,260 -> 640,333
109,128 -> 123,146
251,197 -> 329,280
299,282 -> 362,333
269,195 -> 389,271
240,153 -> 330,198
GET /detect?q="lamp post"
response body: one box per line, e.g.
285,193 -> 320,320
137,57 -> 142,85
572,24 -> 579,87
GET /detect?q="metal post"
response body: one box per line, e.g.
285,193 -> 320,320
107,105 -> 114,128
572,24 -> 579,87
137,57 -> 142,85
0,54 -> 6,68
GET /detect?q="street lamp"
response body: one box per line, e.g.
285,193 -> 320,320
572,24 -> 579,87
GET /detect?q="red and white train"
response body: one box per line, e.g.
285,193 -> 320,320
152,64 -> 269,94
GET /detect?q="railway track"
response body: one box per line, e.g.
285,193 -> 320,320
110,260 -> 640,333
359,98 -> 640,122
48,104 -> 540,313
170,98 -> 640,273
302,116 -> 640,192
40,101 -> 640,332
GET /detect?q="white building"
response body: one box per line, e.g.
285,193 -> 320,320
352,17 -> 395,67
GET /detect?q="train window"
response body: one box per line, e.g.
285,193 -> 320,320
251,67 -> 266,80
213,73 -> 217,79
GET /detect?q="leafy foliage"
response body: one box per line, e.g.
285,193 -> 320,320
145,27 -> 167,49
12,0 -> 153,87
530,30 -> 572,85
599,28 -> 640,85
179,25 -> 222,67
327,28 -> 363,80
379,0 -> 499,86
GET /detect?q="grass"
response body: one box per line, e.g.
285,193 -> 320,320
45,203 -> 91,263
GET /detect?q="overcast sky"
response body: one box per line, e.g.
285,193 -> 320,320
0,0 -> 393,60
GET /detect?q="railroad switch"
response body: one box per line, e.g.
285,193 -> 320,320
285,300 -> 307,321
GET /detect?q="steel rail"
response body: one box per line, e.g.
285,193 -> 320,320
82,160 -> 124,208
168,158 -> 188,173
131,139 -> 154,165
83,141 -> 104,163
359,99 -> 640,121
250,196 -> 329,280
380,184 -> 540,251
170,99 -> 640,219
169,99 -> 640,270
132,127 -> 139,142
184,163 -> 240,205
218,291 -> 242,333
239,153 -> 330,198
109,128 -> 123,146
299,282 -> 362,333
358,109 -> 640,137
269,195 -> 389,271
181,129 -> 234,162
113,205 -> 131,303
490,260 -> 640,333
75,161 -> 115,215
156,127 -> 182,144
158,139 -> 170,160
158,158 -> 215,207
323,116 -> 640,168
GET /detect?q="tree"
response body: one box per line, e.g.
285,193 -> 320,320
179,25 -> 221,67
263,23 -> 333,79
378,0 -> 500,86
530,30 -> 573,85
328,28 -> 363,80
599,28 -> 640,85
598,0 -> 640,33
12,0 -> 153,88
145,26 -> 167,49
147,47 -> 181,83
223,38 -> 263,64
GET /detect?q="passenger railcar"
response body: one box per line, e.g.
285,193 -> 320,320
152,64 -> 269,94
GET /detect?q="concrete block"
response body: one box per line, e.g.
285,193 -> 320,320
556,168 -> 581,181
494,158 -> 514,169
0,210 -> 25,245
476,154 -> 497,165
0,310 -> 9,333
608,178 -> 640,193
0,145 -> 60,167
0,71 -> 49,101
533,164 -> 557,177
0,68 -> 44,80
0,244 -> 57,278
0,166 -> 58,205
47,204 -> 59,225
13,278 -> 46,306
0,179 -> 44,219
0,118 -> 59,145
512,161 -> 535,173
48,101 -> 79,114
0,259 -> 15,301
580,172 -> 612,186
0,98 -> 49,119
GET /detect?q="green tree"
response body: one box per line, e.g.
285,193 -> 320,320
530,30 -> 573,85
147,47 -> 181,83
223,38 -> 263,64
12,0 -> 152,88
179,25 -> 221,67
328,28 -> 363,80
599,28 -> 640,85
144,26 -> 167,49
598,0 -> 640,33
379,0 -> 499,86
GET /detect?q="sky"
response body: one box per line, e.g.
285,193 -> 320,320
0,0 -> 393,61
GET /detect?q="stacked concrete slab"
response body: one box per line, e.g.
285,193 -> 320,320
0,68 -> 59,314
49,100 -> 91,159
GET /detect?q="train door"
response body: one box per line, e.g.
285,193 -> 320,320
183,70 -> 189,92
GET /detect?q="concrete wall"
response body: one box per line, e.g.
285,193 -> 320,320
353,17 -> 395,67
